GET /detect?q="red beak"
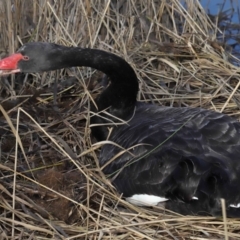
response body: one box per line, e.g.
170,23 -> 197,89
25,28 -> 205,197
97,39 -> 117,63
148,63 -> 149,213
0,53 -> 23,75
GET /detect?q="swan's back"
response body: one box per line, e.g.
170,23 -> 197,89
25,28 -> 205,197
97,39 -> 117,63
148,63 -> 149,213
99,102 -> 240,216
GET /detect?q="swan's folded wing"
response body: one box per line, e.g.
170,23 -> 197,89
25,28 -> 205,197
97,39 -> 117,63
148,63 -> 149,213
99,104 -> 240,205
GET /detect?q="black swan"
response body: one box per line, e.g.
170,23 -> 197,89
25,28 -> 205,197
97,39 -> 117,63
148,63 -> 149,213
0,42 -> 240,217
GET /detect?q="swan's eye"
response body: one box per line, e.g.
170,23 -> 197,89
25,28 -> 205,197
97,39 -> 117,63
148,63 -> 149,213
22,56 -> 29,61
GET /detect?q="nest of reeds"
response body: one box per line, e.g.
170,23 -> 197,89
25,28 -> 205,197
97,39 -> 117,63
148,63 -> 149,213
0,0 -> 240,239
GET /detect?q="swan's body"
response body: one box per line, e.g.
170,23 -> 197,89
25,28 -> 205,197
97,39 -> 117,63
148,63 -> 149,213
100,102 -> 240,216
0,42 -> 240,217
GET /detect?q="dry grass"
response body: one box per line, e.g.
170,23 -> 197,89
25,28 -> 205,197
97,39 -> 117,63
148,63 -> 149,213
0,0 -> 240,239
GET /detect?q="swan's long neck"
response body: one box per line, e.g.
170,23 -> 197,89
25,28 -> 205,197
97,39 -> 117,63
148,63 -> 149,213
58,47 -> 139,140
60,47 -> 139,111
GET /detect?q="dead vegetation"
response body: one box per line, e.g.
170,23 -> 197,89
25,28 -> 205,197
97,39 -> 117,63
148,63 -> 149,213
0,0 -> 240,239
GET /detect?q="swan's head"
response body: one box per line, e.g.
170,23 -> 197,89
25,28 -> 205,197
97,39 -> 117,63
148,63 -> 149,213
0,42 -> 65,75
